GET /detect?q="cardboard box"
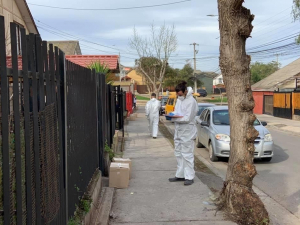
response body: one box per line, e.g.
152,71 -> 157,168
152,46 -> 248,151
109,163 -> 130,189
113,158 -> 132,179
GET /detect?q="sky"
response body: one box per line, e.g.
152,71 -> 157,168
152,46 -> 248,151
27,0 -> 297,72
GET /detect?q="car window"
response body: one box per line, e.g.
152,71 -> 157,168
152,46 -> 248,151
213,109 -> 260,126
170,98 -> 174,105
213,110 -> 230,125
161,98 -> 167,106
197,106 -> 208,116
200,109 -> 207,121
205,111 -> 211,126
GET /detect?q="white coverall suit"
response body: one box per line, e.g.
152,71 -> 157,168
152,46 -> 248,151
145,98 -> 161,138
172,87 -> 198,180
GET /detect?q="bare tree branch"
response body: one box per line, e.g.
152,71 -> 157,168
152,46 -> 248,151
129,23 -> 177,95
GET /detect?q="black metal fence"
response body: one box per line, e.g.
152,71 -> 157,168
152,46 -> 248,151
0,16 -> 126,224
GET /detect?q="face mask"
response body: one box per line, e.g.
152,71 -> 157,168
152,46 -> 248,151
178,96 -> 185,101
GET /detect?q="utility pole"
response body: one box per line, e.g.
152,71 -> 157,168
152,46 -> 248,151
190,43 -> 199,93
119,52 -> 122,82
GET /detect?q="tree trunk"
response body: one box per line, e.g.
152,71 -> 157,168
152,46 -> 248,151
217,1 -> 269,224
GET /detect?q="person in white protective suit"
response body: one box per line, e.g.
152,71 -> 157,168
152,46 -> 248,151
169,81 -> 198,185
145,93 -> 161,139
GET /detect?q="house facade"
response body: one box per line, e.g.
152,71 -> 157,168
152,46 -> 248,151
195,70 -> 218,94
213,74 -> 223,86
0,0 -> 38,55
252,57 -> 300,120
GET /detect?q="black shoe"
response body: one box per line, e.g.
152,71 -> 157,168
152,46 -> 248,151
169,177 -> 185,182
184,179 -> 194,186
153,137 -> 157,139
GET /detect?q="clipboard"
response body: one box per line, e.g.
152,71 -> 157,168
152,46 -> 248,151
166,115 -> 183,118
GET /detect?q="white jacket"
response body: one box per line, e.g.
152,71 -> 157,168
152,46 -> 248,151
172,87 -> 198,139
145,98 -> 161,120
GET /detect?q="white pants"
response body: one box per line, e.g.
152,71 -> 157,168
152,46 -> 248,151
174,123 -> 196,180
149,116 -> 159,137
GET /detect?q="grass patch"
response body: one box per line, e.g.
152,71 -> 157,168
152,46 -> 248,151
205,97 -> 228,103
136,95 -> 150,101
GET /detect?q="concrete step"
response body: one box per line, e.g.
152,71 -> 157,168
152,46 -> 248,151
94,187 -> 115,225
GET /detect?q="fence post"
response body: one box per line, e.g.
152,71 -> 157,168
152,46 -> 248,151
20,27 -> 33,225
93,69 -> 100,168
28,33 -> 42,224
57,49 -> 67,224
10,22 -> 23,225
97,73 -> 104,173
0,16 -> 11,225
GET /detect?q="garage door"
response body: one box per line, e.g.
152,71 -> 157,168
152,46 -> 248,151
264,95 -> 273,115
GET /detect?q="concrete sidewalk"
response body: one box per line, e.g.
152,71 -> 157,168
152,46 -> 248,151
110,110 -> 235,225
257,114 -> 300,135
160,117 -> 300,225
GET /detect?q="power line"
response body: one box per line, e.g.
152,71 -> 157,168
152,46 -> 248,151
28,0 -> 191,11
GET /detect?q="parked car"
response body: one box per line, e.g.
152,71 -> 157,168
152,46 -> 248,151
197,89 -> 208,97
160,96 -> 168,115
195,106 -> 274,162
197,103 -> 215,116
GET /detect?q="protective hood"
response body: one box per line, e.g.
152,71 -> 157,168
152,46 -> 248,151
186,87 -> 194,98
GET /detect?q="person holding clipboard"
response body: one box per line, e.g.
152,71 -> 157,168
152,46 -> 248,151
166,81 -> 198,186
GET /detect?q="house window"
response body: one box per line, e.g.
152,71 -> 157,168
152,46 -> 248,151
14,22 -> 24,55
218,78 -> 223,84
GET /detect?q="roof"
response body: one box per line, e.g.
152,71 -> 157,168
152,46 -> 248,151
15,0 -> 39,34
66,55 -> 119,72
48,41 -> 82,55
252,57 -> 300,91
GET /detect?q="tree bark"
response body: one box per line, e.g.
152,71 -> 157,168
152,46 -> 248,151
217,1 -> 269,224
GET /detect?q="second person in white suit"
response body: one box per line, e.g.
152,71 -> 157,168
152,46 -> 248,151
145,93 -> 161,139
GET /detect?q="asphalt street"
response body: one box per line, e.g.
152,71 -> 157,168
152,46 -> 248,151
196,128 -> 300,219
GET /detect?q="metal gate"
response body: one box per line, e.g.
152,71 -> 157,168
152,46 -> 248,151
263,95 -> 273,115
273,92 -> 292,119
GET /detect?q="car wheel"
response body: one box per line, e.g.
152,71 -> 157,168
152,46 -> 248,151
209,143 -> 218,162
261,157 -> 272,162
196,136 -> 204,148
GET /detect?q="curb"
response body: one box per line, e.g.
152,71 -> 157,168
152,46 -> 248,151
159,118 -> 300,225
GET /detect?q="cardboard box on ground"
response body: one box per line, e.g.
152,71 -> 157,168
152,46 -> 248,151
109,163 -> 130,189
109,158 -> 132,189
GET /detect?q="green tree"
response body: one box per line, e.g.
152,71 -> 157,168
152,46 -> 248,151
292,0 -> 300,43
250,61 -> 280,84
164,64 -> 203,88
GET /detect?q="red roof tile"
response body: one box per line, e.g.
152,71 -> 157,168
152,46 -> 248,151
5,55 -> 120,72
66,55 -> 119,71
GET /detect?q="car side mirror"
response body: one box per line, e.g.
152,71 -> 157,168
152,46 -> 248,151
261,121 -> 267,126
201,121 -> 209,127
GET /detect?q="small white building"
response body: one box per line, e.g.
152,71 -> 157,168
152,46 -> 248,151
213,74 -> 223,86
